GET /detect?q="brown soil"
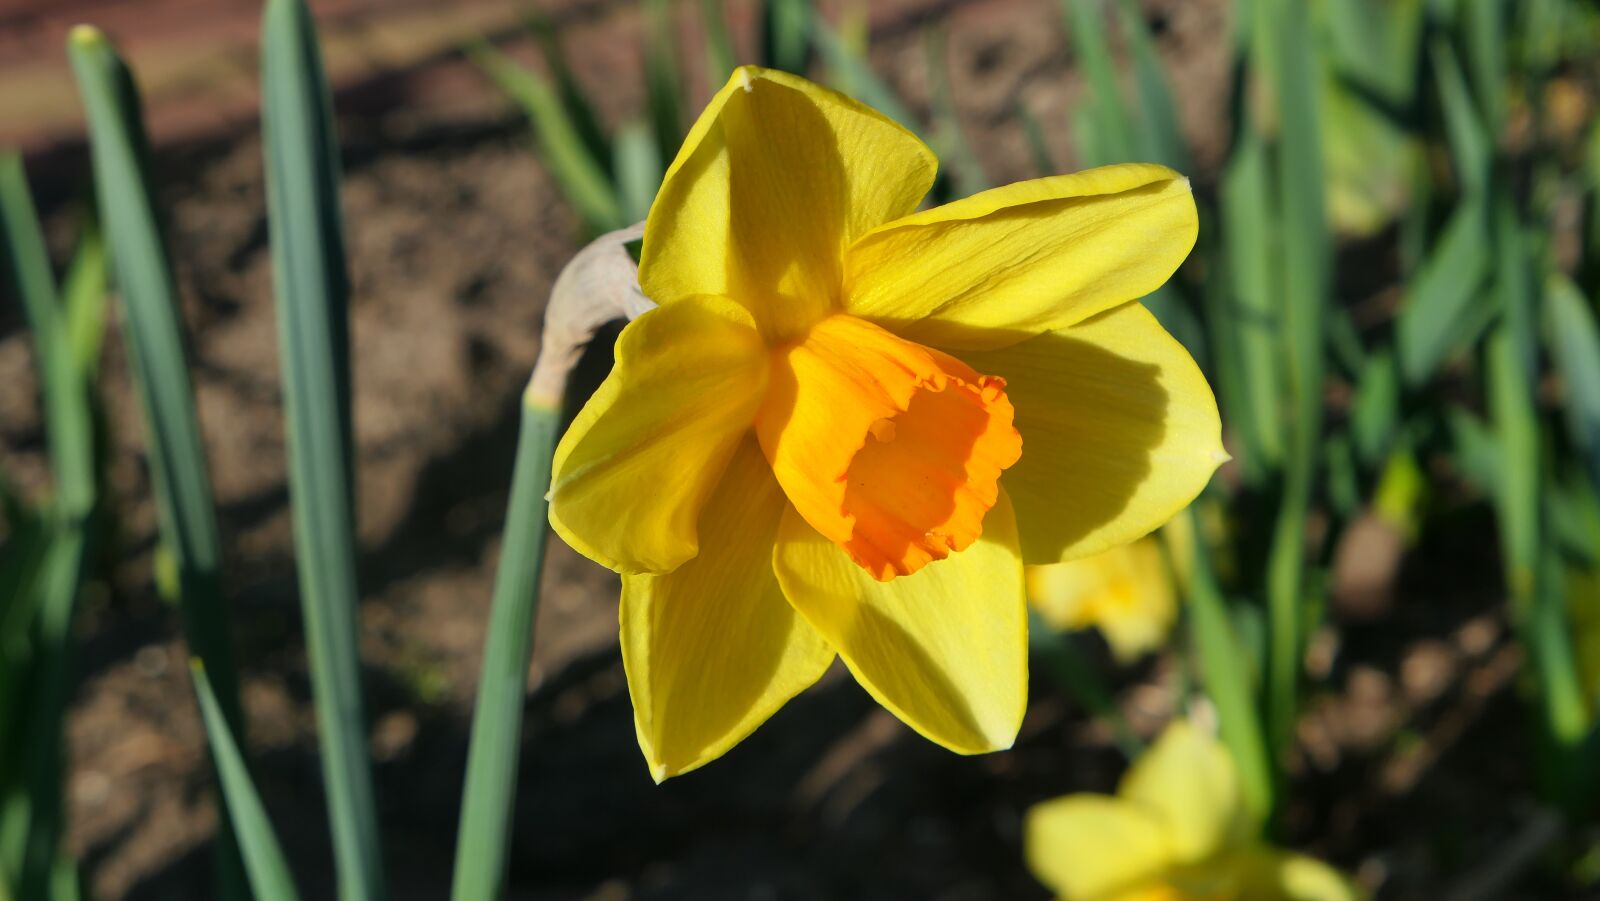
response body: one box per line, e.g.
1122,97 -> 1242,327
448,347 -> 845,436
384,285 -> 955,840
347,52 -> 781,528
0,1 -> 1571,898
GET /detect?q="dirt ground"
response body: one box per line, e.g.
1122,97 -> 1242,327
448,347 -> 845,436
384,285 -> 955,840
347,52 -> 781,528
0,0 -> 1574,898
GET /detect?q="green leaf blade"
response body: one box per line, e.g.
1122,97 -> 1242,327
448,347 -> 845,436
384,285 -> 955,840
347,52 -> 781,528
191,662 -> 302,901
260,1 -> 387,896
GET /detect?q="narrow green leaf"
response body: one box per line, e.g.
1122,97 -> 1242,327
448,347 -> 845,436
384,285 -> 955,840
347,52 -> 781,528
1016,103 -> 1057,176
59,214 -> 108,382
191,661 -> 301,901
1445,405 -> 1501,497
0,503 -> 47,663
260,1 -> 386,896
1200,231 -> 1264,485
2,529 -> 88,901
1174,506 -> 1273,824
1324,0 -> 1425,108
1459,0 -> 1506,133
1488,329 -> 1539,609
1115,0 -> 1191,171
1549,466 -> 1600,567
0,155 -> 94,520
526,15 -> 613,176
1520,0 -> 1564,78
1585,119 -> 1600,294
1059,0 -> 1134,162
1395,201 -> 1491,384
699,0 -> 737,83
1272,0 -> 1329,421
1433,39 -> 1490,199
923,26 -> 988,196
1350,348 -> 1400,467
643,0 -> 686,164
808,12 -> 921,135
1325,432 -> 1361,519
47,855 -> 77,901
450,399 -> 561,901
1492,186 -> 1537,410
466,40 -> 622,233
1069,100 -> 1110,170
1264,0 -> 1329,813
760,0 -> 812,74
1326,307 -> 1367,378
0,153 -> 99,901
1399,142 -> 1434,275
1536,556 -> 1587,748
1219,130 -> 1283,471
67,20 -> 246,772
1545,275 -> 1600,492
0,505 -> 47,861
613,119 -> 663,225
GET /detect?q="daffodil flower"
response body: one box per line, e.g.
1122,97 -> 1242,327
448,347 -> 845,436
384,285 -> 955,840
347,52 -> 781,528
547,66 -> 1224,780
1028,538 -> 1176,663
1025,721 -> 1363,901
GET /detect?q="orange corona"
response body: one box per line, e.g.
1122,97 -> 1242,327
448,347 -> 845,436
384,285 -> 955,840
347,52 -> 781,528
755,314 -> 1021,580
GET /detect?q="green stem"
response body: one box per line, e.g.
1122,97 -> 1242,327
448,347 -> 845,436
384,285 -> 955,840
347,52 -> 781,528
450,397 -> 560,901
1176,507 -> 1273,826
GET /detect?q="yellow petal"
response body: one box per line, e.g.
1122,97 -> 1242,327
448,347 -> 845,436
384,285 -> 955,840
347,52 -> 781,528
1169,848 -> 1366,901
843,163 -> 1197,350
960,301 -> 1225,565
640,66 -> 938,341
549,295 -> 768,573
1024,795 -> 1172,899
1119,721 -> 1246,864
1272,852 -> 1366,901
623,438 -> 835,781
1027,539 -> 1176,663
773,489 -> 1027,753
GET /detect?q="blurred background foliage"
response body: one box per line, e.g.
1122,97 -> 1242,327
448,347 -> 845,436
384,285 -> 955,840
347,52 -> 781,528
6,0 -> 1600,898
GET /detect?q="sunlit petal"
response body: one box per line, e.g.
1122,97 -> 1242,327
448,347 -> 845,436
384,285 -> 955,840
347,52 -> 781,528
773,490 -> 1026,753
844,164 -> 1196,350
623,438 -> 835,781
641,66 -> 937,340
549,295 -> 768,573
960,302 -> 1225,565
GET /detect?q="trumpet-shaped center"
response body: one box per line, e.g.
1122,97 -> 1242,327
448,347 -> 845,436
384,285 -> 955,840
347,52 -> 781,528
755,314 -> 1022,581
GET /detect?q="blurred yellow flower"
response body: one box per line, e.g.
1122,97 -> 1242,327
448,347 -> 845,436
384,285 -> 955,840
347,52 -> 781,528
1025,721 -> 1363,901
1028,538 -> 1176,662
547,65 -> 1223,780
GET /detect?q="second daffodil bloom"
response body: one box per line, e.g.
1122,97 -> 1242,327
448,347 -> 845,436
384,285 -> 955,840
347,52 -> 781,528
1028,538 -> 1177,663
547,66 -> 1224,780
1025,722 -> 1363,900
